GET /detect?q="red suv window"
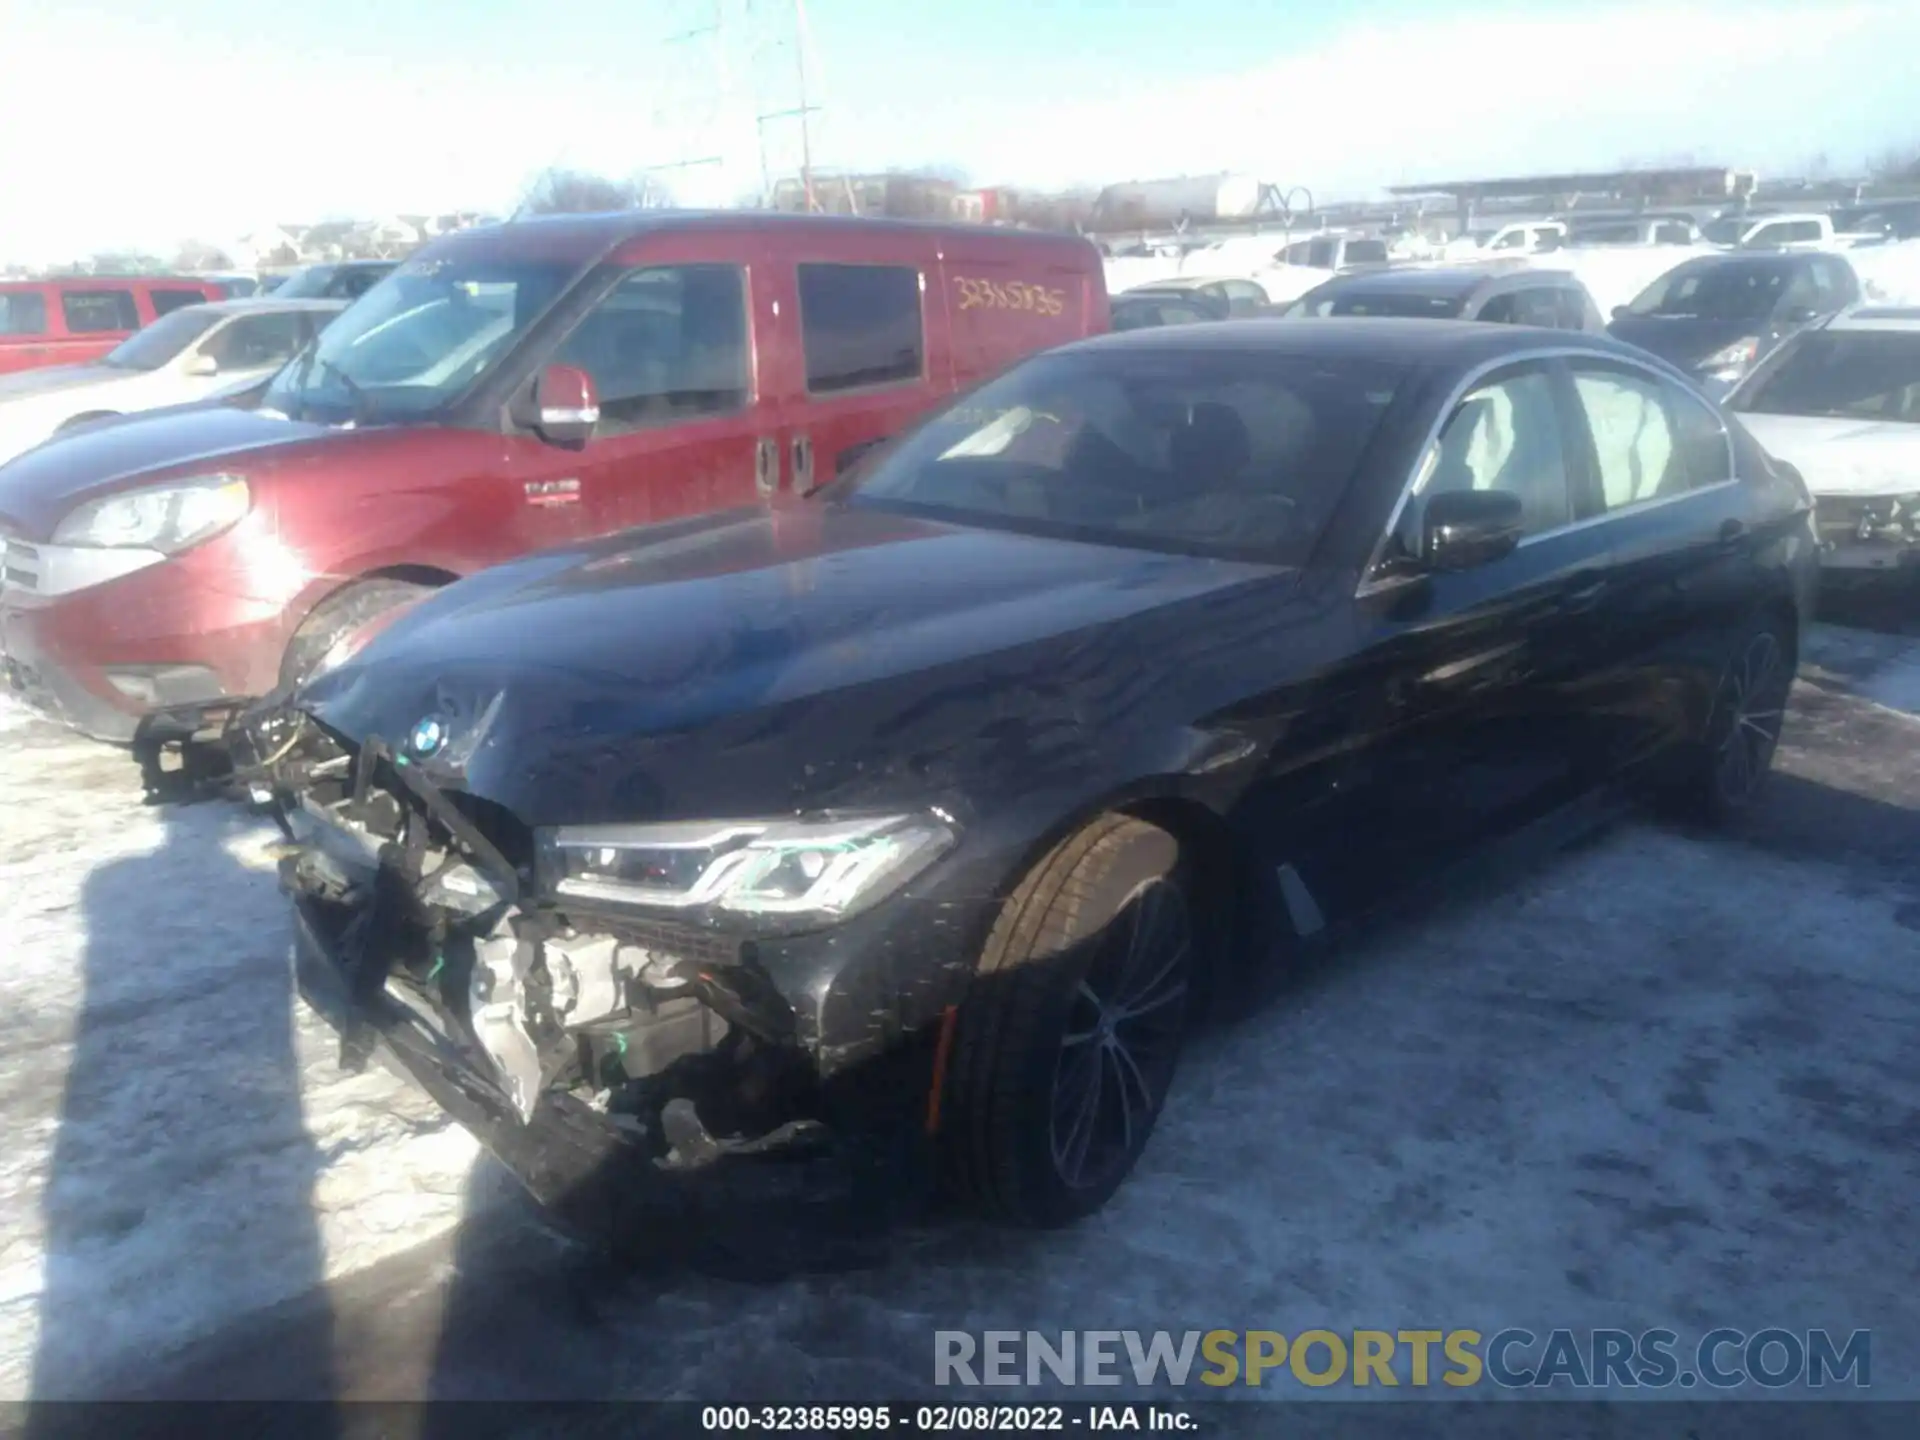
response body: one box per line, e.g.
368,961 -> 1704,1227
61,289 -> 142,333
0,291 -> 49,336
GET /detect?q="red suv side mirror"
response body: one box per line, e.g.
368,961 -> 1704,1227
532,364 -> 599,447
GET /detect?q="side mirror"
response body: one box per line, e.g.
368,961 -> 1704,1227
528,363 -> 599,447
184,354 -> 220,378
1610,305 -> 1629,322
1782,306 -> 1820,326
1423,489 -> 1525,571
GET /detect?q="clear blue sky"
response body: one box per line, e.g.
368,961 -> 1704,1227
1,0 -> 1915,260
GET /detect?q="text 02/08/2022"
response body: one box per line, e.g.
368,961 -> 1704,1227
700,1404 -> 1195,1432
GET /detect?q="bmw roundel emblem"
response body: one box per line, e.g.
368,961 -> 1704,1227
409,716 -> 447,757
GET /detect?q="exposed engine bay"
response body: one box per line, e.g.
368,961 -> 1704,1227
249,708 -> 833,1174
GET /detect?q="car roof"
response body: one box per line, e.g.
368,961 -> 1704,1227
0,275 -> 222,289
1058,316 -> 1642,369
1128,276 -> 1243,290
423,208 -> 1099,266
1304,265 -> 1569,300
190,297 -> 352,317
1666,250 -> 1805,274
1825,305 -> 1920,332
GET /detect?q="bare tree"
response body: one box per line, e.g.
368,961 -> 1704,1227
172,239 -> 234,272
1870,141 -> 1920,182
517,167 -> 673,216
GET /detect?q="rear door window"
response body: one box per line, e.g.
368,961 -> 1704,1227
1342,239 -> 1389,265
1569,365 -> 1684,512
552,264 -> 750,433
798,262 -> 924,393
150,288 -> 211,317
203,311 -> 309,371
1554,288 -> 1593,330
1219,280 -> 1269,316
1475,292 -> 1521,324
0,292 -> 49,336
61,289 -> 142,333
1509,288 -> 1565,327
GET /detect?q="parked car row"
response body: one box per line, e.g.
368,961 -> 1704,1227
0,207 -> 1906,1256
0,212 -> 1107,757
0,298 -> 347,466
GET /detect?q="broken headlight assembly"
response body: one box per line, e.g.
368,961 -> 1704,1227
534,812 -> 956,926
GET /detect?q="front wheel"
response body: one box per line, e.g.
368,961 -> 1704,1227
279,578 -> 433,691
945,815 -> 1197,1228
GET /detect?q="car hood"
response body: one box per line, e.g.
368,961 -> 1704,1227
1736,412 -> 1920,497
0,403 -> 334,536
1605,314 -> 1767,368
299,502 -> 1289,827
0,363 -> 126,404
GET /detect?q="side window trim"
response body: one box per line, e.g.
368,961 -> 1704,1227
1357,347 -> 1738,597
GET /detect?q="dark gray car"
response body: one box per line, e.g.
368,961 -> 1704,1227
1605,251 -> 1860,396
1279,266 -> 1606,332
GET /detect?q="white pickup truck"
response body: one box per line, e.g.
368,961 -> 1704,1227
1701,212 -> 1880,251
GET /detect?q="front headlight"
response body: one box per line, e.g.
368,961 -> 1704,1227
52,473 -> 250,552
535,811 -> 956,923
1699,337 -> 1760,374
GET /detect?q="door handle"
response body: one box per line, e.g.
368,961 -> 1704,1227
791,434 -> 814,493
754,436 -> 778,497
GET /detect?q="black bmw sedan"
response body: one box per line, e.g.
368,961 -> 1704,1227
249,319 -> 1818,1245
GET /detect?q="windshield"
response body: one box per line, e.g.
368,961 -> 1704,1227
1288,287 -> 1462,319
98,307 -> 222,370
841,348 -> 1405,564
1624,262 -> 1788,322
273,266 -> 342,299
1737,332 -> 1920,423
260,255 -> 576,424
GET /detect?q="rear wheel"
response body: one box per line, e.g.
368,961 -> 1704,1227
280,578 -> 433,691
1678,618 -> 1795,823
945,815 -> 1197,1228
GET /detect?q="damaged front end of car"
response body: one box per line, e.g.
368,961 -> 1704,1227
239,700 -> 956,1253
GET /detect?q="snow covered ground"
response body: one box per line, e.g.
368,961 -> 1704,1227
0,704 -> 495,1401
3,616 -> 1919,1402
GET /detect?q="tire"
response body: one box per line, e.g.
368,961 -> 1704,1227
280,579 -> 433,691
1674,616 -> 1795,825
945,814 -> 1198,1228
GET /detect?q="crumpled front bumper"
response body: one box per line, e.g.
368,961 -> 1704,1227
286,893 -> 885,1255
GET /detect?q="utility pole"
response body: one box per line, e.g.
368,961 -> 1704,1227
642,0 -> 731,206
749,0 -> 826,210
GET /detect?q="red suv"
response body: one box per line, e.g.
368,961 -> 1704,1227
0,212 -> 1108,759
0,277 -> 229,375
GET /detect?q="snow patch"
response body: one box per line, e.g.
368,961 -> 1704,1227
1851,239 -> 1920,305
0,718 -> 490,1400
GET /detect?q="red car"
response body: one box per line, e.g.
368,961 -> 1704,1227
0,212 -> 1108,765
0,277 -> 230,375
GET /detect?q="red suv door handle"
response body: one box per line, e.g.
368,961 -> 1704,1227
755,437 -> 778,497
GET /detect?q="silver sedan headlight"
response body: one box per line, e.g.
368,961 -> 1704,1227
534,812 -> 956,923
52,473 -> 250,553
